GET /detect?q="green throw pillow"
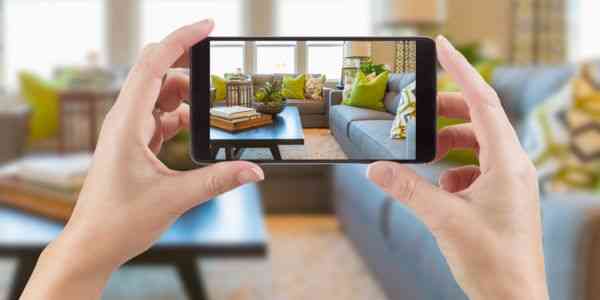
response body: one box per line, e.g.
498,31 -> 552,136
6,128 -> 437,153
343,71 -> 389,111
282,74 -> 306,99
437,117 -> 479,165
211,75 -> 226,101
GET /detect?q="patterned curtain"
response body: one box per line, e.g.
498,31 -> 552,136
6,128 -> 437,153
510,0 -> 566,65
395,41 -> 417,73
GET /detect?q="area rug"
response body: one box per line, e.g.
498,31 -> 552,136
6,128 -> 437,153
215,129 -> 348,160
0,216 -> 386,300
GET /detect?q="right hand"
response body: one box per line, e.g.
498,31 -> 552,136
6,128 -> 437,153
367,36 -> 548,300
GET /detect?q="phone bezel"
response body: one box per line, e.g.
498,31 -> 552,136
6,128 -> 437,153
190,36 -> 436,164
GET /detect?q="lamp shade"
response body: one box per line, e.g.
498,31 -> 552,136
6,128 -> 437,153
344,41 -> 371,58
385,0 -> 446,25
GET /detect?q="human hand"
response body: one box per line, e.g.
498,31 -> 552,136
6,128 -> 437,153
21,19 -> 264,300
367,36 -> 548,300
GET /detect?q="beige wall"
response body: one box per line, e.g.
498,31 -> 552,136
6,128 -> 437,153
371,42 -> 397,69
444,0 -> 512,60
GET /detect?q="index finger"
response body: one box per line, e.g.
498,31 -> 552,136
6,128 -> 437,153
436,35 -> 521,169
117,19 -> 214,116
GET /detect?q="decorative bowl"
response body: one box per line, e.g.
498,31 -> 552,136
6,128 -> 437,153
254,101 -> 286,115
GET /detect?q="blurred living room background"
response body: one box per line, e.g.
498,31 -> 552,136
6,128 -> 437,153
1,0 -> 600,300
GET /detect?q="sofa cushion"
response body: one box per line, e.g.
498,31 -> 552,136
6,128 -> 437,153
348,119 -> 416,159
331,105 -> 395,124
385,73 -> 416,114
286,99 -> 326,115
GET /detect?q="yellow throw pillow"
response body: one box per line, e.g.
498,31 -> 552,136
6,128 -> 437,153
211,75 -> 227,101
282,74 -> 306,99
18,72 -> 60,141
342,71 -> 389,111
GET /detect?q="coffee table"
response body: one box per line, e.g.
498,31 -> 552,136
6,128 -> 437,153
0,184 -> 267,300
210,106 -> 305,160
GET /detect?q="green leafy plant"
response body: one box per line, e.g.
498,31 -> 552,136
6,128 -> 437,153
255,81 -> 284,104
360,58 -> 388,76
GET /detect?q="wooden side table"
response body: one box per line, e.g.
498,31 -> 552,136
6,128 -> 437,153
57,88 -> 119,153
225,79 -> 254,107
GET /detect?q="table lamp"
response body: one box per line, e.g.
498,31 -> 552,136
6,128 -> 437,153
339,42 -> 372,89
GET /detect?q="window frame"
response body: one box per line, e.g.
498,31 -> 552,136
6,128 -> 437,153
254,41 -> 298,74
305,41 -> 344,82
209,41 -> 246,76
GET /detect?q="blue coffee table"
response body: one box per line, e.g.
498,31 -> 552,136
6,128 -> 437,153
0,184 -> 268,300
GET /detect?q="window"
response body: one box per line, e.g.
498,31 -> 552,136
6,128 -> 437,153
307,41 -> 344,80
276,0 -> 371,36
142,0 -> 242,44
569,1 -> 600,61
210,41 -> 245,76
5,0 -> 105,89
255,41 -> 296,74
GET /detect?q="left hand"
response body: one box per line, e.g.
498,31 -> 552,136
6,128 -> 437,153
21,19 -> 265,300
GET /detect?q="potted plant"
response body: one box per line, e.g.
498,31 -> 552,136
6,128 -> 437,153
360,58 -> 388,76
254,80 -> 286,115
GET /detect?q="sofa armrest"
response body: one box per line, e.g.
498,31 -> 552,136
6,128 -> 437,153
322,87 -> 331,100
322,87 -> 332,116
329,89 -> 343,107
332,164 -> 600,300
540,194 -> 600,300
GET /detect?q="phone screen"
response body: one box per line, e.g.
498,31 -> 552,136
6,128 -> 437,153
190,37 -> 436,164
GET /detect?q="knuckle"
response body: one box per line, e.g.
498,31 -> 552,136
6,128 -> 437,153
395,176 -> 419,204
204,174 -> 227,196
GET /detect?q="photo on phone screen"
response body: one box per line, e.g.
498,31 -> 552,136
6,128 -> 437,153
190,37 -> 436,164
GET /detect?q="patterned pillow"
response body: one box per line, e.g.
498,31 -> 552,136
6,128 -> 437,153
390,82 -> 416,139
305,75 -> 326,101
522,64 -> 600,193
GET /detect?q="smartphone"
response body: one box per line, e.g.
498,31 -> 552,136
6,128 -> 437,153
189,37 -> 436,164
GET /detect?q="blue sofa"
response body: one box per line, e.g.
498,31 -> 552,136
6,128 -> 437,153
330,65 -> 600,299
329,73 -> 416,159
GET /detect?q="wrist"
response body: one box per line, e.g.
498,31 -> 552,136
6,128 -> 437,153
45,232 -> 118,279
20,233 -> 116,300
467,269 -> 548,300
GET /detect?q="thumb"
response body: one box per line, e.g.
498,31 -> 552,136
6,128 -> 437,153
165,161 -> 264,212
367,161 -> 463,234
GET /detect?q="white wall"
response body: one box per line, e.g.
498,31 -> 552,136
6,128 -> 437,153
568,1 -> 600,62
106,0 -> 140,67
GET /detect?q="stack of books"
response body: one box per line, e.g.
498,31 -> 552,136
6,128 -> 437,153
0,154 -> 91,222
210,106 -> 272,132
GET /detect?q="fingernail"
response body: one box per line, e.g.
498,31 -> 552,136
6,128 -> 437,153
436,35 -> 453,50
192,18 -> 214,29
366,163 -> 395,188
237,167 -> 264,184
